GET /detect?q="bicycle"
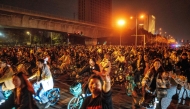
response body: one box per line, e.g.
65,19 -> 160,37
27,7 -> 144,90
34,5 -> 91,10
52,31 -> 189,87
111,67 -> 126,86
67,76 -> 90,109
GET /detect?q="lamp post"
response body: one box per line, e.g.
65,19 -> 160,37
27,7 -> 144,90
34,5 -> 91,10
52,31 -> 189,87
117,19 -> 125,46
26,31 -> 31,45
135,17 -> 137,48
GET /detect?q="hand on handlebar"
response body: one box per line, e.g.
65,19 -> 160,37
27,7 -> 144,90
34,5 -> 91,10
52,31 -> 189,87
139,97 -> 145,105
92,70 -> 100,75
76,74 -> 79,78
35,81 -> 41,85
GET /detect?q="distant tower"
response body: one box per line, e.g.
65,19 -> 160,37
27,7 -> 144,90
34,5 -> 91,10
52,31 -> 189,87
139,15 -> 156,34
78,0 -> 112,26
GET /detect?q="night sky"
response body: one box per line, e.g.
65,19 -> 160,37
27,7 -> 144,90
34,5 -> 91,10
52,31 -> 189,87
0,0 -> 189,41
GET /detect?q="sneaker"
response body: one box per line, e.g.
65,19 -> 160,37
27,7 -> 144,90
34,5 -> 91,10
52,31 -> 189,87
44,102 -> 51,108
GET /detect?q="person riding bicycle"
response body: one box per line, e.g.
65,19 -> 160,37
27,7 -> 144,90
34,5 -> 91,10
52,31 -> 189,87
27,53 -> 36,76
140,58 -> 165,108
28,59 -> 53,108
133,53 -> 145,83
99,53 -> 111,75
114,51 -> 126,71
58,51 -> 71,71
162,52 -> 173,73
156,71 -> 171,109
76,57 -> 100,95
81,69 -> 113,109
0,58 -> 15,104
76,57 -> 100,77
0,72 -> 39,109
176,52 -> 190,82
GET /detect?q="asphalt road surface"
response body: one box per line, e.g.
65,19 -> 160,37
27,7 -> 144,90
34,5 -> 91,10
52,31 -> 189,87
37,74 -> 190,109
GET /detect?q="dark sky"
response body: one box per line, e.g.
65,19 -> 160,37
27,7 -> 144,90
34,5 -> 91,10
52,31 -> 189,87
112,0 -> 190,41
0,0 -> 189,41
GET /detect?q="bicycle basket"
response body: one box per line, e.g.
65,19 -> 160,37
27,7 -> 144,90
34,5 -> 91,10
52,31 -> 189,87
69,82 -> 82,96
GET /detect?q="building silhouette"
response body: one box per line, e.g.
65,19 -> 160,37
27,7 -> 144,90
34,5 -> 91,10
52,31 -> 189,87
139,15 -> 156,34
78,0 -> 112,26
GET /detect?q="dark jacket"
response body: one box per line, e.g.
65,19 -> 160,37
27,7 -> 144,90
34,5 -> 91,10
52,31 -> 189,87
0,87 -> 39,109
81,91 -> 113,109
162,57 -> 173,71
78,64 -> 100,76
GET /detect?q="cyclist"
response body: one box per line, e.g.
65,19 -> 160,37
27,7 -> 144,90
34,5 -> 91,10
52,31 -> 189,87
0,72 -> 39,109
58,51 -> 71,71
176,52 -> 190,82
134,53 -> 145,83
76,57 -> 100,77
27,53 -> 36,76
81,73 -> 113,109
99,53 -> 111,76
28,59 -> 53,108
140,58 -> 164,108
162,52 -> 173,73
114,51 -> 126,70
156,71 -> 171,109
76,57 -> 100,95
0,58 -> 15,104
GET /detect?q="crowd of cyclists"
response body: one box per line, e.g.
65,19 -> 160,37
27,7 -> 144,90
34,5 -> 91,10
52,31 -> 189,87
0,44 -> 190,109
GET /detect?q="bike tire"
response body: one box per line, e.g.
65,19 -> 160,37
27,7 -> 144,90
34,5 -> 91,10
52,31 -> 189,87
67,96 -> 83,109
46,88 -> 60,106
51,68 -> 61,79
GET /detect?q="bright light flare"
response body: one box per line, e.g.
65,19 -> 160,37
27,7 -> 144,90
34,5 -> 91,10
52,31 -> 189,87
0,32 -> 4,37
117,19 -> 125,26
172,44 -> 180,48
26,31 -> 30,35
140,15 -> 144,19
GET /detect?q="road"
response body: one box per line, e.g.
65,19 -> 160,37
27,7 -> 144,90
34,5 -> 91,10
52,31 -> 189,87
37,74 -> 190,109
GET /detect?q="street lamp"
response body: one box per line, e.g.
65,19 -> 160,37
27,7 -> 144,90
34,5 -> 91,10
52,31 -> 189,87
26,31 -> 31,45
117,19 -> 125,46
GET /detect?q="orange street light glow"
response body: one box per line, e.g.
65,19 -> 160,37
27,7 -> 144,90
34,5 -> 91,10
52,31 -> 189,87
117,19 -> 125,26
140,15 -> 144,18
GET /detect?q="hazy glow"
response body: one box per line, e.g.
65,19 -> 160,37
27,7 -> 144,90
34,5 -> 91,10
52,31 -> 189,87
117,19 -> 125,26
140,15 -> 144,18
26,31 -> 30,35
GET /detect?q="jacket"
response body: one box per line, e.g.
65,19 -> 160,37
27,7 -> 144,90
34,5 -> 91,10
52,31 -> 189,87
142,67 -> 164,89
0,87 -> 39,109
78,64 -> 100,76
0,66 -> 15,91
30,64 -> 54,91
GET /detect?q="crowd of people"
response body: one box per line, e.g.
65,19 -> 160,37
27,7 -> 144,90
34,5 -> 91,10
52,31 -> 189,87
0,44 -> 189,109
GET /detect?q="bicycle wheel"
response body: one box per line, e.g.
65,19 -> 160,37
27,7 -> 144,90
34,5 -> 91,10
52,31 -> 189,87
67,96 -> 84,109
46,88 -> 60,105
51,68 -> 61,79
